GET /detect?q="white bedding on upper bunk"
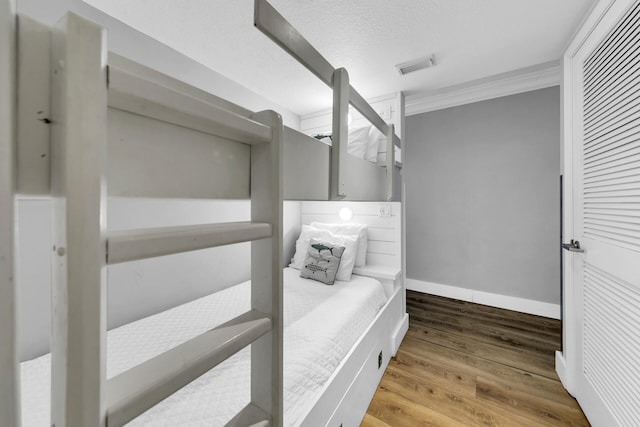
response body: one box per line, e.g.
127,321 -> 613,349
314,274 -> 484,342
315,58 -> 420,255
20,267 -> 387,426
347,125 -> 384,163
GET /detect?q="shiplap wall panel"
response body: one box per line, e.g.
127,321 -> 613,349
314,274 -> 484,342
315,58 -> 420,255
366,241 -> 397,256
366,228 -> 399,242
301,201 -> 401,268
301,203 -> 392,215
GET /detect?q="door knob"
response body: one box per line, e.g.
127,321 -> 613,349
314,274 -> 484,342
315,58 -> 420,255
562,239 -> 585,253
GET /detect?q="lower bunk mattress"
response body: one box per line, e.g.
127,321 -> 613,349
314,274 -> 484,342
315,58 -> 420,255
21,267 -> 388,426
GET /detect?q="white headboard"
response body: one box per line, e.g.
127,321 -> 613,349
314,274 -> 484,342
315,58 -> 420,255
300,201 -> 402,269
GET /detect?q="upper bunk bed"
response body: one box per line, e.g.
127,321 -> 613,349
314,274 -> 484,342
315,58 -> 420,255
1,0 -> 407,426
254,0 -> 403,202
13,2 -> 403,204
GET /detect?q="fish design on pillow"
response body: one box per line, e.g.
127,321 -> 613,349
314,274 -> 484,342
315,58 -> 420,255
311,243 -> 337,256
304,263 -> 329,277
301,240 -> 345,285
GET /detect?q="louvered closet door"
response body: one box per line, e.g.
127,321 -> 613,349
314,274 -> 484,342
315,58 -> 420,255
573,0 -> 640,425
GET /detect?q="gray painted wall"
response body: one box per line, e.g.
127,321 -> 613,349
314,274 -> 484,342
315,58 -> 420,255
405,87 -> 560,304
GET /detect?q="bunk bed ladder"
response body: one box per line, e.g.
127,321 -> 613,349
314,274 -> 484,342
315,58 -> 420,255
50,12 -> 283,427
230,109 -> 284,427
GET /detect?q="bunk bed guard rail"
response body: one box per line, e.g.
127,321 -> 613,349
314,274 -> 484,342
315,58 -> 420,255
254,0 -> 402,201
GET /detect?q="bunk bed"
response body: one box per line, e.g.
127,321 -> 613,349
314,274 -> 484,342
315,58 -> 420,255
1,0 -> 407,426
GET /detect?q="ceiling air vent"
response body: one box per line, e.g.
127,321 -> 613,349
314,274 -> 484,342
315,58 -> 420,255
395,55 -> 435,75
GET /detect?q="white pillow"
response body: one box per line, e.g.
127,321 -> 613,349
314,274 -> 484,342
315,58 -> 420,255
291,225 -> 333,269
290,225 -> 358,281
300,239 -> 345,285
310,222 -> 368,267
347,125 -> 371,160
308,236 -> 357,282
366,126 -> 385,163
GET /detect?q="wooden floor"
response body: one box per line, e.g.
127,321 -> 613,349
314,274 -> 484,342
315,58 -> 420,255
363,291 -> 590,427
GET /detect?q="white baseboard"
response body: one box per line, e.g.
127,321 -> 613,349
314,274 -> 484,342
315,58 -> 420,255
555,351 -> 577,397
406,278 -> 561,319
555,351 -> 568,388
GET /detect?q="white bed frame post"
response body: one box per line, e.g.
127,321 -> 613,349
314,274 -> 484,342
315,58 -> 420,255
331,68 -> 349,200
385,124 -> 395,201
247,110 -> 284,426
0,0 -> 20,425
50,13 -> 108,427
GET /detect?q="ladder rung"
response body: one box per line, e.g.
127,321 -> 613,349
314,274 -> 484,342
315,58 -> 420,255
106,310 -> 271,427
107,221 -> 271,264
225,403 -> 271,427
108,65 -> 273,145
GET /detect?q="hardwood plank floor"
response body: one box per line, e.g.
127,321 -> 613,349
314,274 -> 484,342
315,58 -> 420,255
363,291 -> 590,426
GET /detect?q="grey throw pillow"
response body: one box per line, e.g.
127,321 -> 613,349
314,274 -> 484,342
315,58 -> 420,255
300,240 -> 345,285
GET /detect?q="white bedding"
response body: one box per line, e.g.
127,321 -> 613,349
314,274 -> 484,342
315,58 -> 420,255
347,125 -> 383,163
21,268 -> 387,426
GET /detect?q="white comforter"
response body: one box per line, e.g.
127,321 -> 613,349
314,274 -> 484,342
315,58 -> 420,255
21,268 -> 387,426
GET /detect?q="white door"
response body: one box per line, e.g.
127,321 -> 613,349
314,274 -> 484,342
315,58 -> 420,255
566,0 -> 640,425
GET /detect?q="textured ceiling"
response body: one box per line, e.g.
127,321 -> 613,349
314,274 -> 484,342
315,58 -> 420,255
85,0 -> 595,116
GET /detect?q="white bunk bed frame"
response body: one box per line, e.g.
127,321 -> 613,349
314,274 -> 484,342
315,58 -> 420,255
254,0 -> 403,201
52,15 -> 284,427
0,1 -> 20,426
0,0 -> 407,425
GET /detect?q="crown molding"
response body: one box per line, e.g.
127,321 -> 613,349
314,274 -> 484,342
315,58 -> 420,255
405,61 -> 561,116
